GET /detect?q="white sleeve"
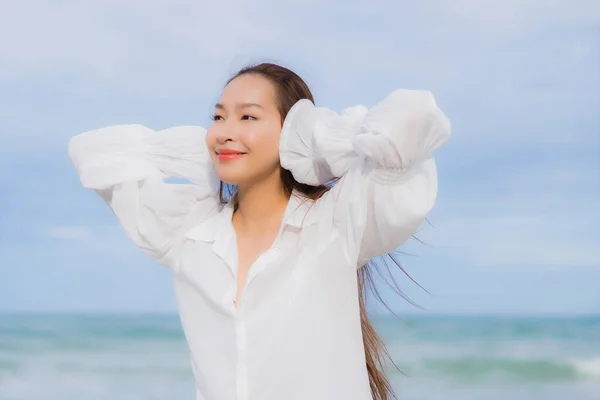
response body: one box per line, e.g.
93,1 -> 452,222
68,124 -> 219,268
281,89 -> 451,266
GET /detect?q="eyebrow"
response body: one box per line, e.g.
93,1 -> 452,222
214,102 -> 264,110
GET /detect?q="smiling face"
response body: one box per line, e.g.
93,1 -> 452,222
206,73 -> 284,187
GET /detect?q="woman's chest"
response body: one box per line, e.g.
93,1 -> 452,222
172,224 -> 354,312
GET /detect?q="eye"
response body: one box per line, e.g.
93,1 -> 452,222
241,115 -> 257,121
211,114 -> 224,121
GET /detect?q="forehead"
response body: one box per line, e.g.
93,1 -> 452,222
219,74 -> 278,109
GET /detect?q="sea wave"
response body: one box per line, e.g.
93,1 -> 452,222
388,356 -> 600,383
569,358 -> 600,379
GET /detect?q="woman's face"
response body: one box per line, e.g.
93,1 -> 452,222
206,74 -> 283,187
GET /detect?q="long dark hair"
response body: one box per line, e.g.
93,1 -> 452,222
219,62 -> 410,400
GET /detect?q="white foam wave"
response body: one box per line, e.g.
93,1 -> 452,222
569,358 -> 600,379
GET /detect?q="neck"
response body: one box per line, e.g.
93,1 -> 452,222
233,172 -> 290,234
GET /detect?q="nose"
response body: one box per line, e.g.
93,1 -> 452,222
215,129 -> 232,144
214,119 -> 240,144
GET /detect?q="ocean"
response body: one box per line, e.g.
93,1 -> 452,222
0,314 -> 598,400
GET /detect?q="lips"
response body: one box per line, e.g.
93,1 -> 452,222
217,148 -> 245,155
216,148 -> 246,161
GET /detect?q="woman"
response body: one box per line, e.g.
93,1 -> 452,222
68,63 -> 450,400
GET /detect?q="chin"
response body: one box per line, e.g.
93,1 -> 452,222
215,167 -> 249,187
213,158 -> 279,188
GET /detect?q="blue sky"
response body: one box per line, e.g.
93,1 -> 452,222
0,0 -> 598,315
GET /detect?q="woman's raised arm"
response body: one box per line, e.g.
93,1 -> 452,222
68,124 -> 219,268
280,89 -> 451,266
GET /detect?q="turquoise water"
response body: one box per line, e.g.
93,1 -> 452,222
0,314 -> 598,399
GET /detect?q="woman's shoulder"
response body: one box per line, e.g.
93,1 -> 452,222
284,188 -> 337,231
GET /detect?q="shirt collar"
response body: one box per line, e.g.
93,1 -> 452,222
184,189 -> 318,243
282,191 -> 319,229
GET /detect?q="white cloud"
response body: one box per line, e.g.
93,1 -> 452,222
0,0 -> 349,95
432,0 -> 600,36
1,0 -> 597,96
47,226 -> 92,240
423,160 -> 600,269
430,213 -> 600,268
0,0 -> 249,90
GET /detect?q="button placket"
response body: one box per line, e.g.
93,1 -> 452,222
234,317 -> 248,400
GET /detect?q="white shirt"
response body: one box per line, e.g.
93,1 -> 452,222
68,89 -> 450,400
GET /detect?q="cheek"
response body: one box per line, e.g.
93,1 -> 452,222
205,126 -> 217,151
205,127 -> 220,167
245,124 -> 281,160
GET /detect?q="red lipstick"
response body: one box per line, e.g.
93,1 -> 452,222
216,148 -> 246,161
